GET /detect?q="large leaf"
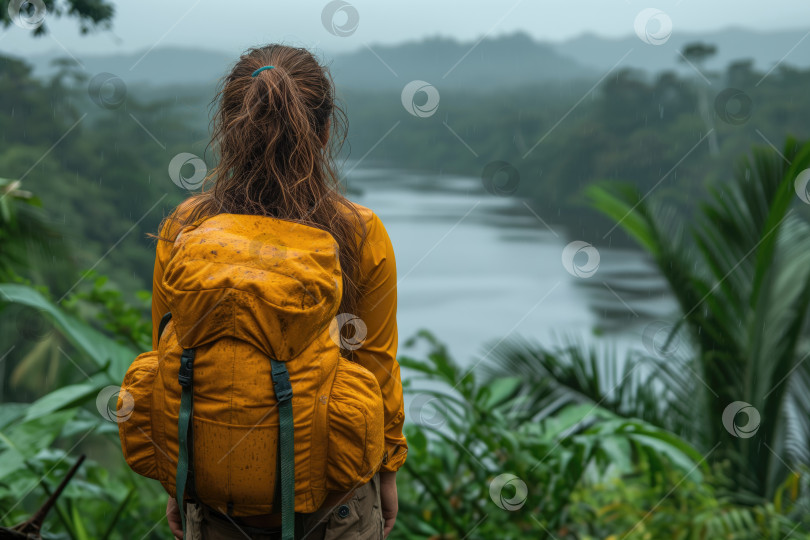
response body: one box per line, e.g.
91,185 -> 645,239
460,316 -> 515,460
481,333 -> 680,430
0,283 -> 136,381
23,374 -> 110,422
0,409 -> 77,480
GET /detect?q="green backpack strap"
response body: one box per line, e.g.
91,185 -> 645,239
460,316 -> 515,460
176,347 -> 196,535
174,350 -> 294,538
270,358 -> 294,540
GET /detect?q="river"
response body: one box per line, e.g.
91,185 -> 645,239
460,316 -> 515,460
345,163 -> 679,374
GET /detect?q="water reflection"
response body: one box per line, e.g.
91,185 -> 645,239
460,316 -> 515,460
345,163 -> 676,369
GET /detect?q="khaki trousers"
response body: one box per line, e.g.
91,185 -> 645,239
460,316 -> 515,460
184,474 -> 384,540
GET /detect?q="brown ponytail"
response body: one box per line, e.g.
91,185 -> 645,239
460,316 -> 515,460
156,44 -> 368,317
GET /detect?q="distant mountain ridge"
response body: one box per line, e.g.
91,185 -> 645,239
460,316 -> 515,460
325,32 -> 594,91
17,31 -> 594,92
15,26 -> 810,92
557,26 -> 810,75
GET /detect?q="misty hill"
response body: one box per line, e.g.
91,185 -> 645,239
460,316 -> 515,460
22,31 -> 594,92
555,27 -> 810,76
19,26 -> 810,93
325,32 -> 594,91
27,46 -> 235,87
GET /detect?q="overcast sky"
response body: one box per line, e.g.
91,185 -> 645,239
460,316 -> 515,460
1,0 -> 808,58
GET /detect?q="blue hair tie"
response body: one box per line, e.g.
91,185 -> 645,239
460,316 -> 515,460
251,65 -> 275,77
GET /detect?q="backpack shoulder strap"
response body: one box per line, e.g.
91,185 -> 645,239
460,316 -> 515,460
175,347 -> 195,535
271,358 -> 295,540
157,312 -> 172,345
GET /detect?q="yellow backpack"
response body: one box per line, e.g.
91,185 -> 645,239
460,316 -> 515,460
117,213 -> 385,539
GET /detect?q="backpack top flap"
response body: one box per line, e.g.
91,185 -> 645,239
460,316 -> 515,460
161,213 -> 343,361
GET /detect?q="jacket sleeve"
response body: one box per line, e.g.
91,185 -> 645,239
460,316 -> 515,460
151,244 -> 171,350
352,211 -> 407,472
150,199 -> 195,349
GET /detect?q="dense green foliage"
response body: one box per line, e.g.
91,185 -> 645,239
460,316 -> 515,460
1,281 -> 807,538
0,282 -> 164,538
341,59 -> 810,243
3,35 -> 810,538
396,331 -> 810,539
484,138 -> 810,531
0,54 -> 204,302
4,50 -> 810,310
586,138 -> 810,501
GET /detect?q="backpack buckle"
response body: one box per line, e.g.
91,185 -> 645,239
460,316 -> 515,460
178,348 -> 195,387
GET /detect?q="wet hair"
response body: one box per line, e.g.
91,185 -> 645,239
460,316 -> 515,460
155,44 -> 368,317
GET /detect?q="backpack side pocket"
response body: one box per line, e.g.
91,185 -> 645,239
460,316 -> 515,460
325,357 -> 385,491
118,350 -> 160,480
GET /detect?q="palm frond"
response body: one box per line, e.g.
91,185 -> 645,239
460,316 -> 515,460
479,332 -> 678,429
577,137 -> 810,500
